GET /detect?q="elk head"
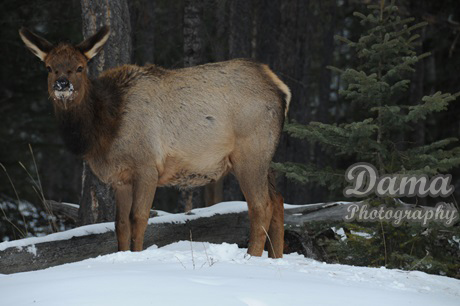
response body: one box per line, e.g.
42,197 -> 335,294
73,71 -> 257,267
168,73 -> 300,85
19,26 -> 110,109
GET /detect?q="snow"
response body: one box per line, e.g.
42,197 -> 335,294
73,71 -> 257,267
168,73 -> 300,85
1,241 -> 459,306
0,221 -> 115,252
1,201 -> 459,305
331,227 -> 347,241
25,244 -> 37,256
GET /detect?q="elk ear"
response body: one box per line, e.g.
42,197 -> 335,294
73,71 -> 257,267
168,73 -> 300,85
19,27 -> 53,62
76,26 -> 110,60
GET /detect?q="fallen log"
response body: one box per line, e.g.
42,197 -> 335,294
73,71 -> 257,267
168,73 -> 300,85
46,200 -> 158,223
0,201 -> 446,274
0,202 -> 251,274
45,200 -> 79,222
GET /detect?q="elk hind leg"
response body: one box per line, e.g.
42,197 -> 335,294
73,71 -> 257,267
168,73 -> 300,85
232,156 -> 274,257
267,173 -> 284,258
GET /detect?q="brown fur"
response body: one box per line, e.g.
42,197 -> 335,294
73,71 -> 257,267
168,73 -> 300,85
19,27 -> 291,258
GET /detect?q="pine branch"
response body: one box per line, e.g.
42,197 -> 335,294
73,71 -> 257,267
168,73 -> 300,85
406,92 -> 458,122
272,162 -> 345,190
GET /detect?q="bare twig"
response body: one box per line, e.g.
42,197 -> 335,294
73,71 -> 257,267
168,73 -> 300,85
380,220 -> 388,267
175,256 -> 187,270
189,230 -> 195,270
262,225 -> 277,259
410,250 -> 430,271
201,242 -> 215,267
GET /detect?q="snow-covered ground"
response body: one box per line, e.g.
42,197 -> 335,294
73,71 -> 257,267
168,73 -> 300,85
1,201 -> 459,305
1,241 -> 459,306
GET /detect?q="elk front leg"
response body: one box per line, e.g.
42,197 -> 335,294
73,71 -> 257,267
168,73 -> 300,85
115,182 -> 133,251
130,170 -> 158,251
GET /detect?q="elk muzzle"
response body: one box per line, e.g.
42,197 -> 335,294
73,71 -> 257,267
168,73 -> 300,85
54,77 -> 70,91
53,77 -> 75,101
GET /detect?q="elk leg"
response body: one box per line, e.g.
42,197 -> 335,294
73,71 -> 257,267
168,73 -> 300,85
267,187 -> 284,258
232,161 -> 274,257
247,198 -> 273,257
130,171 -> 158,251
115,182 -> 133,251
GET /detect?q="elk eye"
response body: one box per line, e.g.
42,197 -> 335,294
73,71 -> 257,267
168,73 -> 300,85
46,66 -> 52,73
76,66 -> 83,73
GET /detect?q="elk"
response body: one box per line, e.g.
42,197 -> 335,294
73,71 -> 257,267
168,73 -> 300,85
19,26 -> 291,258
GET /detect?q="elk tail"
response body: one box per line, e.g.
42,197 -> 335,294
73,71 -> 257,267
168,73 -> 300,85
262,65 -> 292,118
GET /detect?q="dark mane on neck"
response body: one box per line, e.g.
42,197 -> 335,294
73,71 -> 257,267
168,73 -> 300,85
55,76 -> 125,158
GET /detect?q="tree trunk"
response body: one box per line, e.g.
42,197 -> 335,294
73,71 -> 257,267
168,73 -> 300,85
263,0 -> 312,204
78,0 -> 132,225
409,8 -> 427,206
229,0 -> 253,58
221,0 -> 256,203
212,0 -> 228,62
255,0 -> 280,66
312,0 -> 337,202
183,0 -> 204,67
179,0 -> 205,210
204,178 -> 224,207
79,162 -> 115,225
130,0 -> 155,65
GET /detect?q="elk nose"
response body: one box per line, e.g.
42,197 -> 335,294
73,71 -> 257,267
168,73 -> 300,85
53,77 -> 70,91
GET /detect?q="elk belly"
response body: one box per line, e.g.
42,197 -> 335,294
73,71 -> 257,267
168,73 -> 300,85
159,157 -> 231,188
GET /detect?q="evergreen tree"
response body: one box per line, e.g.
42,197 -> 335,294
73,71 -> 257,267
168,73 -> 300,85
274,0 -> 460,196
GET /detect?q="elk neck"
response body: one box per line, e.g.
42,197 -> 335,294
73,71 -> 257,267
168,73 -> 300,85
54,75 -> 124,160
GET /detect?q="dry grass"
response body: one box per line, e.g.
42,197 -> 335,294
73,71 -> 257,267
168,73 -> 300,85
0,163 -> 28,238
0,144 -> 60,240
18,144 -> 58,233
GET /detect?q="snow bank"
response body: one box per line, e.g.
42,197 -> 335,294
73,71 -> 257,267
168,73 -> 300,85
1,241 -> 459,306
